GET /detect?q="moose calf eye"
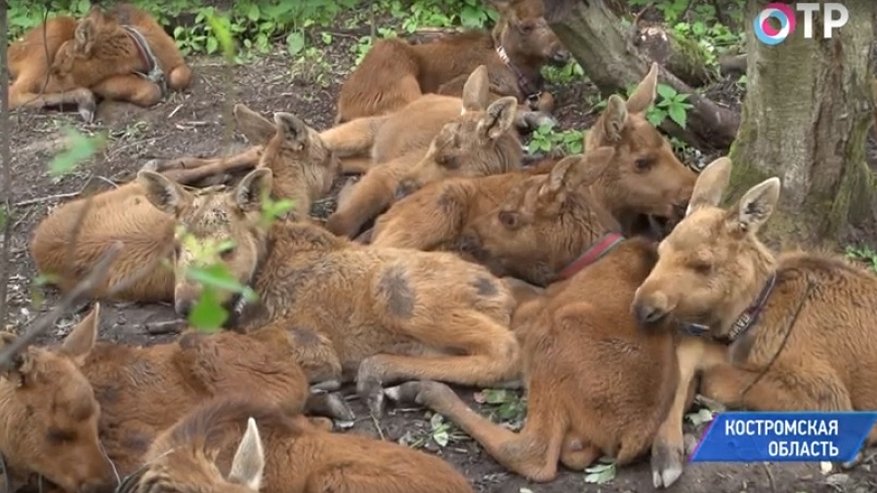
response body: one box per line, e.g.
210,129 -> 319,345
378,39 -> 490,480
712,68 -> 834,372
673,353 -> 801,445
499,211 -> 519,229
634,157 -> 653,171
691,262 -> 712,274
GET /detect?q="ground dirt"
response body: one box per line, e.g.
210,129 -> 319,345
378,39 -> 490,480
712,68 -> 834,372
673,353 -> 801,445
4,24 -> 877,493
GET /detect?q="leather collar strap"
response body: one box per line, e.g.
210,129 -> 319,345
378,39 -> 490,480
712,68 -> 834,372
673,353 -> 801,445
557,232 -> 626,280
682,273 -> 778,341
495,45 -> 542,103
122,25 -> 167,95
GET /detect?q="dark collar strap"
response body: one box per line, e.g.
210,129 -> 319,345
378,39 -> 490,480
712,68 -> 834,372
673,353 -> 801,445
122,25 -> 167,95
682,273 -> 778,341
556,232 -> 626,280
495,45 -> 542,103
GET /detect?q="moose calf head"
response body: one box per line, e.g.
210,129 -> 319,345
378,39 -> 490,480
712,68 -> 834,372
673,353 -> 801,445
632,157 -> 782,339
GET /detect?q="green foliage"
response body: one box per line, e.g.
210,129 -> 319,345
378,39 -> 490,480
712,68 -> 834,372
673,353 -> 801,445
474,388 -> 526,430
527,123 -> 585,156
542,59 -> 584,85
845,245 -> 877,272
49,127 -> 106,177
8,0 -> 93,40
641,83 -> 693,129
584,459 -> 617,484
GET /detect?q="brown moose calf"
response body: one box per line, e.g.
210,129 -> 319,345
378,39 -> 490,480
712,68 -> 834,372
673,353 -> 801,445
138,166 -> 520,417
387,214 -> 679,482
632,157 -> 877,488
30,104 -> 339,304
335,0 -> 569,123
0,304 -> 351,492
118,397 -> 474,493
324,65 -> 524,239
371,63 -> 696,286
9,3 -> 191,121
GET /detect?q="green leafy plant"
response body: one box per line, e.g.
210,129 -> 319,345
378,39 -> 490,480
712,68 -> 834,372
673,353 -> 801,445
647,84 -> 693,129
542,59 -> 584,85
526,123 -> 585,156
49,127 -> 107,178
584,458 -> 617,484
845,245 -> 877,272
474,388 -> 526,430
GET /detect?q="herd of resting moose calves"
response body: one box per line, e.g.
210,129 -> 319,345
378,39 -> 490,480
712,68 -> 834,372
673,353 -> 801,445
5,1 -> 877,492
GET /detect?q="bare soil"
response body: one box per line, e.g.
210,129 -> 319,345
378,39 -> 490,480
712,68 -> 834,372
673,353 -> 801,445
4,36 -> 877,493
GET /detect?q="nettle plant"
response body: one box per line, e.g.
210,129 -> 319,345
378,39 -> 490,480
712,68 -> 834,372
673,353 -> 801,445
592,82 -> 693,129
526,122 -> 585,156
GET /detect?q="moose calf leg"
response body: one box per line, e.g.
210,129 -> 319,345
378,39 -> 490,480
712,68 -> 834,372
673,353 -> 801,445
651,336 -> 717,489
357,310 -> 519,415
167,64 -> 193,91
387,380 -> 565,482
10,85 -> 96,121
92,74 -> 162,107
319,115 -> 385,158
155,147 -> 263,185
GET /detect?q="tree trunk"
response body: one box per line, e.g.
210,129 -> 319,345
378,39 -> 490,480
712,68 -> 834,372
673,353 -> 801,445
728,0 -> 876,247
543,0 -> 740,151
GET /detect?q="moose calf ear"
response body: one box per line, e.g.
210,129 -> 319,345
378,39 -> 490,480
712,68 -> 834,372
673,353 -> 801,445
274,112 -> 310,151
626,62 -> 659,114
137,170 -> 189,215
478,96 -> 517,140
233,168 -> 273,212
462,65 -> 490,113
602,95 -> 628,142
685,157 -> 732,217
234,104 -> 275,144
729,177 -> 781,235
228,417 -> 265,490
60,304 -> 100,366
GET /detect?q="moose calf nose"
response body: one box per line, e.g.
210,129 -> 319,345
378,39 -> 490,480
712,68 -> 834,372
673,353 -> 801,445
552,49 -> 572,64
459,232 -> 482,254
633,300 -> 666,327
175,299 -> 193,318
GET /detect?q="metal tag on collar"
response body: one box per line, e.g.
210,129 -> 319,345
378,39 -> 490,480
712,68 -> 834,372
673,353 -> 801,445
682,323 -> 710,336
526,91 -> 542,104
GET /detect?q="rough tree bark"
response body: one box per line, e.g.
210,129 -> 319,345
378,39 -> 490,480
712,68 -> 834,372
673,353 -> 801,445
543,0 -> 740,151
727,0 -> 876,247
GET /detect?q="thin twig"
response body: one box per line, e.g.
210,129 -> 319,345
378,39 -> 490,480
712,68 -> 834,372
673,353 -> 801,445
0,241 -> 123,370
740,279 -> 815,400
14,190 -> 82,207
762,462 -> 777,493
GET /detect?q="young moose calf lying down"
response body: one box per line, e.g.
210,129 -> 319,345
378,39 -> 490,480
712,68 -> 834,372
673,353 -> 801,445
632,157 -> 877,488
117,397 -> 474,493
138,166 -> 521,416
0,303 -> 352,493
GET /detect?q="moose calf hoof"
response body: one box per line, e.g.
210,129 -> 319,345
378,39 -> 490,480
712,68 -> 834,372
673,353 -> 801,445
651,440 -> 685,489
359,376 -> 385,417
78,102 -> 96,123
310,379 -> 342,392
324,392 -> 356,422
384,380 -> 456,409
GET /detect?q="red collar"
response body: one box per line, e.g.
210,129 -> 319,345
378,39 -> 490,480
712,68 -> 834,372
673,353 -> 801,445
556,232 -> 626,280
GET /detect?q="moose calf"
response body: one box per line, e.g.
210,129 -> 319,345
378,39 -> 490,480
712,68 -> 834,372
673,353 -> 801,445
0,303 -> 351,491
335,0 -> 569,123
9,3 -> 191,121
324,65 -> 523,239
381,154 -> 705,483
139,166 -> 520,417
117,397 -> 474,492
30,104 -> 340,303
632,157 -> 877,488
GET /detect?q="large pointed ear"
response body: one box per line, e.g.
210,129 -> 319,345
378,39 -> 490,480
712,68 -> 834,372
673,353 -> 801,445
727,177 -> 780,235
685,156 -> 732,216
626,62 -> 659,114
602,95 -> 628,142
477,96 -> 517,140
234,168 -> 273,212
73,18 -> 97,54
462,65 -> 490,113
59,303 -> 99,366
273,112 -> 310,151
228,417 -> 265,490
233,104 -> 275,144
137,170 -> 191,216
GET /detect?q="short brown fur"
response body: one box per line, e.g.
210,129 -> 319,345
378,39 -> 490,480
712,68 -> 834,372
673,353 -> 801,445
370,63 -> 695,285
9,4 -> 191,121
139,167 -> 521,416
325,65 -> 523,238
387,235 -> 679,482
632,157 -> 877,488
0,304 -> 349,491
335,0 -> 569,123
29,105 -> 340,303
122,397 -> 473,492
